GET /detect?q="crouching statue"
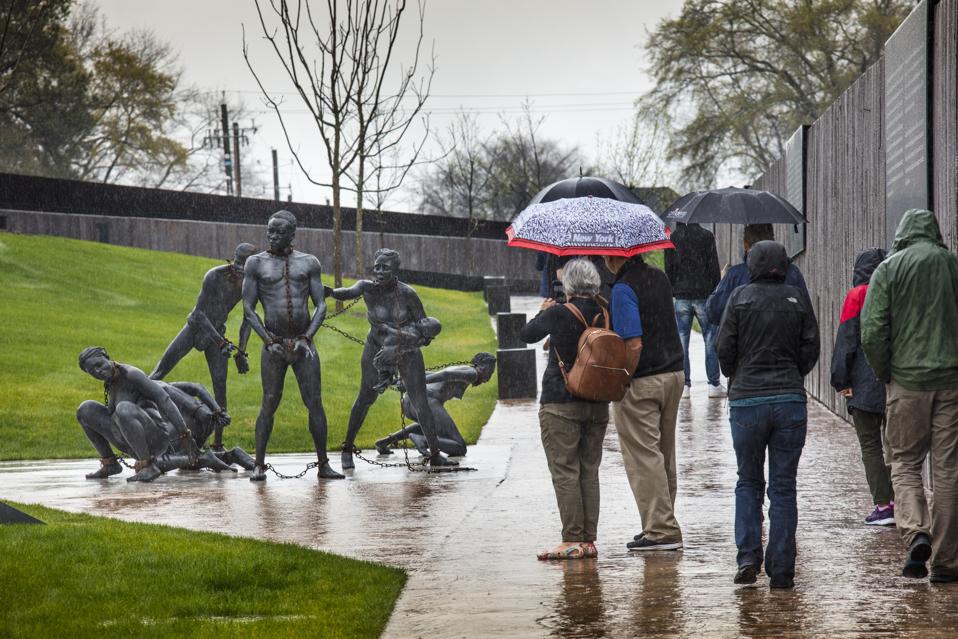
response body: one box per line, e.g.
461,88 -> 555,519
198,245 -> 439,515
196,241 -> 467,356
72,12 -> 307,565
374,353 -> 497,457
77,347 -> 254,482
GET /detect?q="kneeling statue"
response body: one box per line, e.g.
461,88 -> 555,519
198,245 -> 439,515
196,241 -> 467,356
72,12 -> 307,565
77,347 -> 250,481
375,352 -> 497,457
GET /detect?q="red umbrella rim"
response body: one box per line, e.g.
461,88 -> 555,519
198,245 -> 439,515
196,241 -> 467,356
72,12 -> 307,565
506,228 -> 674,257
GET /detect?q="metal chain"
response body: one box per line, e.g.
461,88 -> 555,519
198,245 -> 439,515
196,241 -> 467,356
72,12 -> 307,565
264,461 -> 319,479
116,456 -> 136,470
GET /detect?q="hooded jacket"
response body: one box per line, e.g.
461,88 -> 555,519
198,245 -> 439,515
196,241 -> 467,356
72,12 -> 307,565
716,241 -> 820,400
705,252 -> 809,326
665,223 -> 721,299
830,248 -> 887,414
861,209 -> 958,391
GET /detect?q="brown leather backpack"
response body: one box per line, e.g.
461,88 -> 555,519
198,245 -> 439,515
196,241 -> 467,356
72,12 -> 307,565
555,299 -> 631,402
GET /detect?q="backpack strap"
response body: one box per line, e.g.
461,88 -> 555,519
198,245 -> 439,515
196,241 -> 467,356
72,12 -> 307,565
562,303 -> 589,328
591,295 -> 611,329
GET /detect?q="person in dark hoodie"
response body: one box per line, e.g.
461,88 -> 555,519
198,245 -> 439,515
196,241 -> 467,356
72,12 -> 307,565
716,241 -> 820,589
706,224 -> 809,326
830,248 -> 894,527
665,223 -> 724,399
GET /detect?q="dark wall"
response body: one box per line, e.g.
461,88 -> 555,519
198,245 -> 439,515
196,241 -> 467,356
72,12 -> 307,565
0,171 -> 511,240
746,0 -> 958,418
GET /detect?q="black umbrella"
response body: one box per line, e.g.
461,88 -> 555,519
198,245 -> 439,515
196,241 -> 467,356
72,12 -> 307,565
528,176 -> 643,205
663,187 -> 805,225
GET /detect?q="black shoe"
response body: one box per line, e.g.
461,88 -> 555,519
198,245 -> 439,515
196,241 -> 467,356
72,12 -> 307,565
930,572 -> 958,583
633,531 -> 645,541
626,537 -> 683,551
769,577 -> 795,589
734,564 -> 758,585
903,534 -> 932,579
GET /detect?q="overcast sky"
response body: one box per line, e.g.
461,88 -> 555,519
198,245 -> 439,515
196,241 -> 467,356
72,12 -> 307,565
95,0 -> 686,210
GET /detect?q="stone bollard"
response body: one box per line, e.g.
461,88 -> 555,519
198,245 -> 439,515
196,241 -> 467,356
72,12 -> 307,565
486,285 -> 511,315
496,348 -> 537,400
496,313 -> 526,350
483,275 -> 506,301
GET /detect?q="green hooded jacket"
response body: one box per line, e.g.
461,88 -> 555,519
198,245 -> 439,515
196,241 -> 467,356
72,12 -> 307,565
861,209 -> 958,390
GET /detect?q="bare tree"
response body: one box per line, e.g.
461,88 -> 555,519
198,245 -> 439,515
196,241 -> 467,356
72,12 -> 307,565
340,0 -> 433,275
244,0 -> 432,289
595,111 -> 673,191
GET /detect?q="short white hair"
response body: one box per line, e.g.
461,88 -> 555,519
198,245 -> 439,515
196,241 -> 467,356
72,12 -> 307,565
561,258 -> 601,298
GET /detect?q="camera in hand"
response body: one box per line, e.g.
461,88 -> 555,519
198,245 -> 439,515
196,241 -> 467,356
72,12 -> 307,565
551,279 -> 567,304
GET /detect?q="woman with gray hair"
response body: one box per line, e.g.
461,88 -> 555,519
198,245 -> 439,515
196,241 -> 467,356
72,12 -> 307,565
520,258 -> 610,560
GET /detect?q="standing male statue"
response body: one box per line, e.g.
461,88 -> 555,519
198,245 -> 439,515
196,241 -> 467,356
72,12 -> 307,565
242,210 -> 344,480
330,248 -> 459,469
150,242 -> 257,450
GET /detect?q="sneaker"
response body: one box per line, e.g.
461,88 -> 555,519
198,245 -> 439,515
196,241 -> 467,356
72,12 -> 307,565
633,531 -> 645,541
681,385 -> 691,400
734,564 -> 758,585
864,505 -> 895,526
627,537 -> 683,551
708,383 -> 727,398
903,534 -> 932,579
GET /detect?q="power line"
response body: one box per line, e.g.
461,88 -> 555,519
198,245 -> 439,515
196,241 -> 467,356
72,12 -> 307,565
201,88 -> 644,100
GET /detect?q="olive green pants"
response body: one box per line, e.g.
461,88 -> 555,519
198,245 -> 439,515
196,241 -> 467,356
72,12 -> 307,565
539,402 -> 610,542
886,381 -> 958,573
850,409 -> 894,506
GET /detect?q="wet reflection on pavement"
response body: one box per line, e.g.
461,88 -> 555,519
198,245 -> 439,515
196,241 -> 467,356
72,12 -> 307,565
3,296 -> 958,637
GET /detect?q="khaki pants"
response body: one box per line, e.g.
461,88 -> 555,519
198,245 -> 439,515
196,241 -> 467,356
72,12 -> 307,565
613,370 -> 684,543
539,402 -> 610,542
886,381 -> 958,573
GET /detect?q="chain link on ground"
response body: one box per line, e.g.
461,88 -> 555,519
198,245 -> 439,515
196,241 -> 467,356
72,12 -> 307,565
265,461 -> 319,479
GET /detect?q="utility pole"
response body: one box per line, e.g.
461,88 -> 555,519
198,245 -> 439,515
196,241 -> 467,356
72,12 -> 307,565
232,122 -> 242,197
272,149 -> 280,201
220,104 -> 232,195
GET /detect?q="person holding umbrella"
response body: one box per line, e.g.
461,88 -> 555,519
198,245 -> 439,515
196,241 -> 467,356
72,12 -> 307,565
507,176 -> 683,552
705,224 -> 809,326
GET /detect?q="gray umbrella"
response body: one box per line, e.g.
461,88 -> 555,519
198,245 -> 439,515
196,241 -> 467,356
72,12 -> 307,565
664,187 -> 806,224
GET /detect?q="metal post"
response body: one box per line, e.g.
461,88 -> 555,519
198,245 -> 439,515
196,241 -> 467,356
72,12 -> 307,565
272,148 -> 280,201
220,104 -> 232,195
232,122 -> 242,197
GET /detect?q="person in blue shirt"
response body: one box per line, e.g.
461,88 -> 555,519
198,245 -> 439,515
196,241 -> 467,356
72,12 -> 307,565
706,225 -> 809,326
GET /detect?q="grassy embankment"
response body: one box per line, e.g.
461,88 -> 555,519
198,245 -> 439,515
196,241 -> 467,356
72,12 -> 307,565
0,232 -> 497,460
0,502 -> 405,638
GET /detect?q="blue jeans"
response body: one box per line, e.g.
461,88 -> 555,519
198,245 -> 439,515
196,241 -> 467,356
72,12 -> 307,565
673,298 -> 719,386
730,402 -> 808,583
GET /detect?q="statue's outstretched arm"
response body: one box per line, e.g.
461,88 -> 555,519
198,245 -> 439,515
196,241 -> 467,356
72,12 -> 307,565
425,367 -> 477,385
327,280 -> 368,301
168,382 -> 219,412
188,309 -> 229,348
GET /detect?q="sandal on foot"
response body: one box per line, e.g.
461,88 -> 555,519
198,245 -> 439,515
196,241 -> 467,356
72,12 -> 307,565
580,542 -> 598,558
537,543 -> 586,561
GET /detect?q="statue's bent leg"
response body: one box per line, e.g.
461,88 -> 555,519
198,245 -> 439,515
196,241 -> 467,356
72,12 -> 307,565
204,346 -> 230,447
398,351 -> 457,467
150,324 -> 195,380
342,341 -> 381,470
112,402 -> 171,482
433,403 -> 468,457
76,401 -> 124,478
375,423 -> 423,454
251,346 -> 287,481
291,346 -> 343,479
217,447 -> 256,470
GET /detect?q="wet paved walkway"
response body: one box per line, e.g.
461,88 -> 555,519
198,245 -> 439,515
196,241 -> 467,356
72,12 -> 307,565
4,295 -> 958,637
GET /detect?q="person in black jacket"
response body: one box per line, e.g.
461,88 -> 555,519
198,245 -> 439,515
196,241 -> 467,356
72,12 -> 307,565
716,241 -> 820,589
520,258 -> 610,561
665,223 -> 723,399
830,248 -> 894,526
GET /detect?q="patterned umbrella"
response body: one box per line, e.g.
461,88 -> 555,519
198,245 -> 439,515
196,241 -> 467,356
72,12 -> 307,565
507,196 -> 673,257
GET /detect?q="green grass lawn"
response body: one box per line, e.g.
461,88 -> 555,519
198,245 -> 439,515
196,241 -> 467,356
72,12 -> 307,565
0,232 -> 498,460
0,502 -> 405,638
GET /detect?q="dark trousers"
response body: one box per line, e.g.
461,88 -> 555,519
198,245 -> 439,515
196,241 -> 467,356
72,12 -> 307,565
850,409 -> 894,506
730,402 -> 807,582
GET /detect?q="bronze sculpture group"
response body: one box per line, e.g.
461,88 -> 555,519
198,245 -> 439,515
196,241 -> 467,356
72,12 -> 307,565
76,210 -> 495,482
